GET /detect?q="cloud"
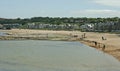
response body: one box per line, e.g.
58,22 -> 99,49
70,9 -> 120,17
93,0 -> 120,7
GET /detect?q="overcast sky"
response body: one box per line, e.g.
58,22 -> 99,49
0,0 -> 120,18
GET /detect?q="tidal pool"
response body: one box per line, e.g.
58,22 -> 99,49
0,40 -> 120,71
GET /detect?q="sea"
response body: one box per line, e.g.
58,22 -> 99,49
0,40 -> 120,71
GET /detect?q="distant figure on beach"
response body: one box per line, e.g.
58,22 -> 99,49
102,44 -> 106,51
94,41 -> 97,46
83,33 -> 86,38
80,33 -> 86,40
102,36 -> 106,40
73,35 -> 78,38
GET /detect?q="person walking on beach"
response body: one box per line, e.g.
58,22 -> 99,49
102,44 -> 106,51
83,33 -> 86,38
94,41 -> 97,47
102,36 -> 106,40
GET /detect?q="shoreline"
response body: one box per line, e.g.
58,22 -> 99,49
80,40 -> 120,62
0,29 -> 120,61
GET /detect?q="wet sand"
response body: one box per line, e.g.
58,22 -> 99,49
0,29 -> 120,61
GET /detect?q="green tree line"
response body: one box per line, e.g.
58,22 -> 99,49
0,17 -> 120,32
0,17 -> 119,24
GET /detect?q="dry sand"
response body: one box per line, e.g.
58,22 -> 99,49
0,29 -> 120,61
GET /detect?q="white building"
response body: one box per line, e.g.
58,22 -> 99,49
80,24 -> 94,31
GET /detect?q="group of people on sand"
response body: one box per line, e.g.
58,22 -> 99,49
93,36 -> 106,51
71,33 -> 106,51
81,33 -> 106,51
101,36 -> 106,51
94,41 -> 106,51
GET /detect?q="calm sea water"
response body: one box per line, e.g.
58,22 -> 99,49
0,40 -> 120,71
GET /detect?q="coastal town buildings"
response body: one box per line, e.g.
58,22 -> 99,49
0,23 -> 21,29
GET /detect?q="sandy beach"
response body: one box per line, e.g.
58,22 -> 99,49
0,29 -> 120,61
80,32 -> 120,61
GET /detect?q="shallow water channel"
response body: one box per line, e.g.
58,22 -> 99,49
0,40 -> 120,71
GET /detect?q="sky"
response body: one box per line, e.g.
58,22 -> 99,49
0,0 -> 120,18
